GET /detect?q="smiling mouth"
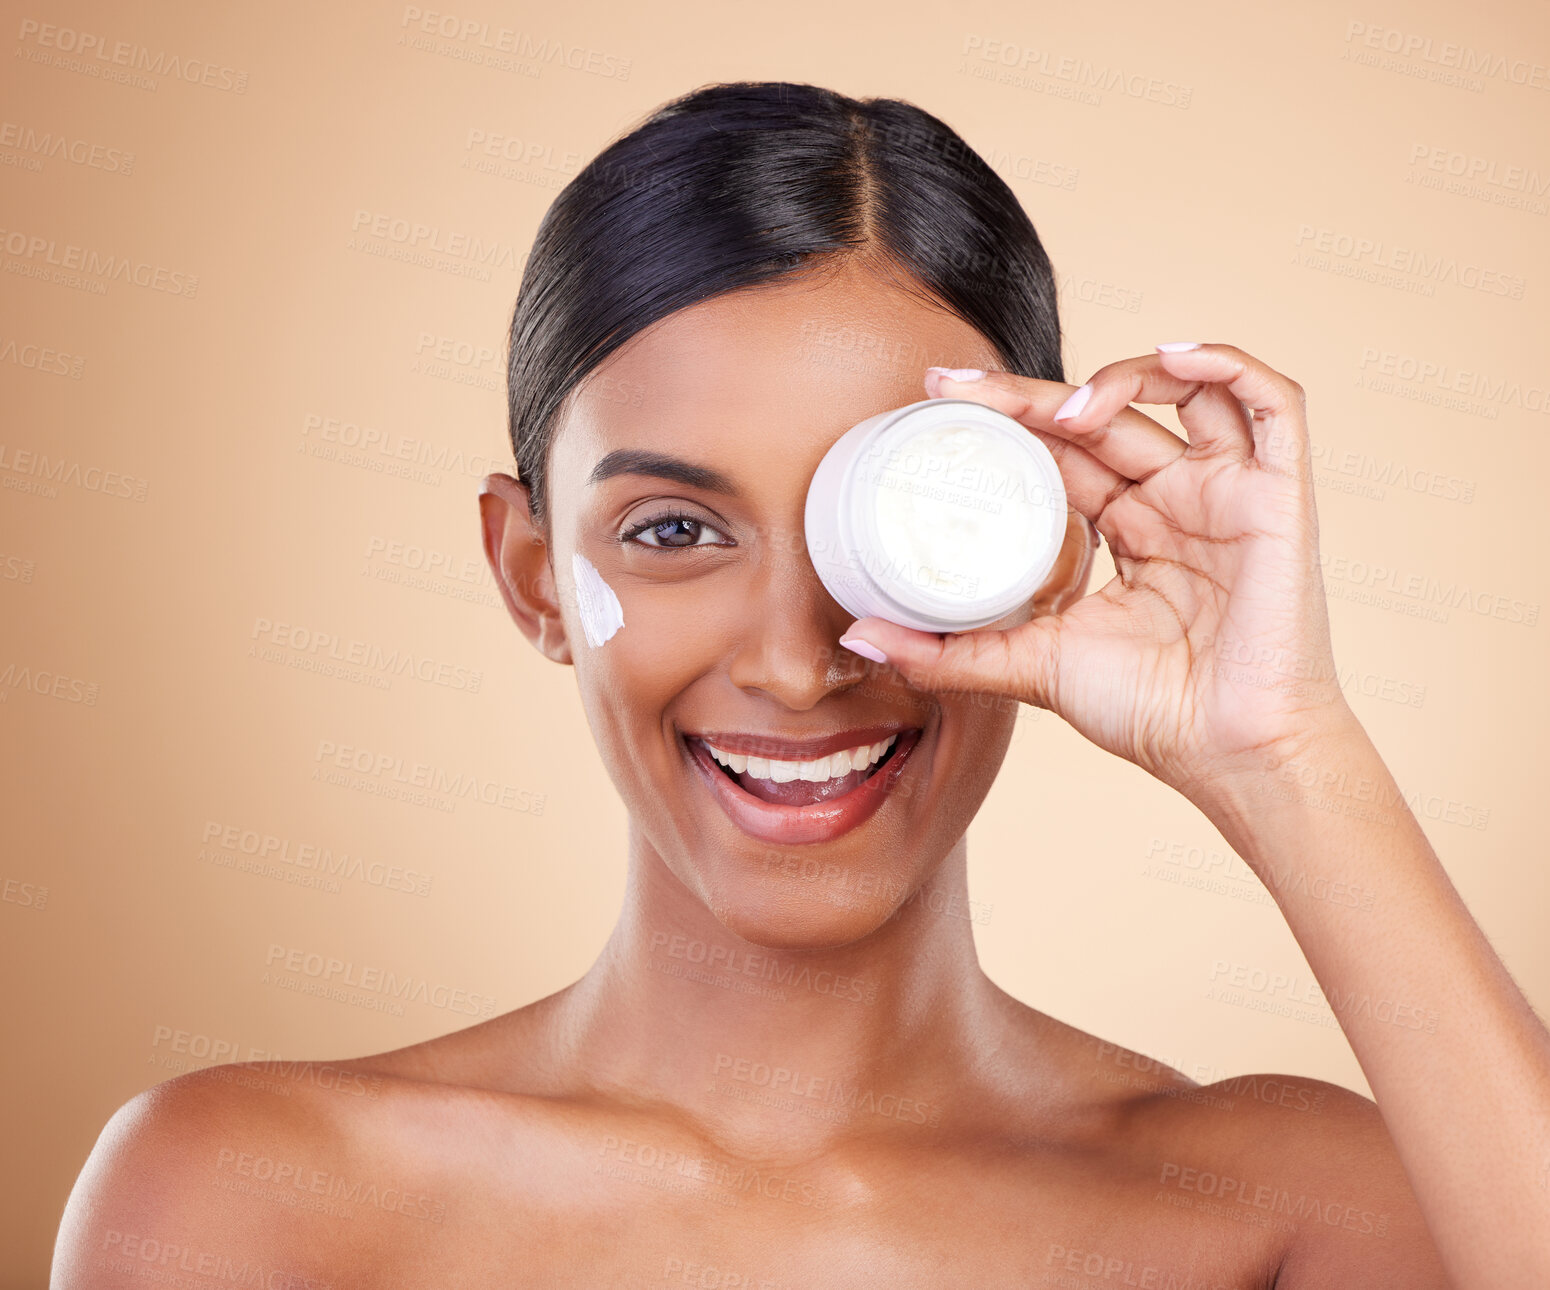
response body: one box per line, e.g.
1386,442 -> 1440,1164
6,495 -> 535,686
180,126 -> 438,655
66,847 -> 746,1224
684,731 -> 912,808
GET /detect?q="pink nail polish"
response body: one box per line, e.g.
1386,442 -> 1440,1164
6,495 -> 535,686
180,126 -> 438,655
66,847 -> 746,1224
1054,383 -> 1092,421
1156,342 -> 1201,352
839,636 -> 888,664
927,366 -> 985,383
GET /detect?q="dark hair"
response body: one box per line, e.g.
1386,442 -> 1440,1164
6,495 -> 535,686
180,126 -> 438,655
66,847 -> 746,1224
506,80 -> 1064,527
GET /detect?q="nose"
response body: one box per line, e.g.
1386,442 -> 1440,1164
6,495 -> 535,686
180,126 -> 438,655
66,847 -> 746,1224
725,522 -> 870,710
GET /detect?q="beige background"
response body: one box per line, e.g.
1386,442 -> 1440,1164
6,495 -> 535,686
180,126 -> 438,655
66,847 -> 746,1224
3,0 -> 1547,1281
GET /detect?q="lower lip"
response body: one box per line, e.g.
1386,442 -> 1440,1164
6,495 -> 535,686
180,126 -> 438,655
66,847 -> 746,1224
683,729 -> 923,847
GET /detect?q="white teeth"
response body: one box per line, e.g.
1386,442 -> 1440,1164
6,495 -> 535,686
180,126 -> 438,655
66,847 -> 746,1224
703,734 -> 898,784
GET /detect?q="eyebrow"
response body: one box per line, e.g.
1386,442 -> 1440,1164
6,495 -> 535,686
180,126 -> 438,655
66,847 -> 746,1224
587,449 -> 739,495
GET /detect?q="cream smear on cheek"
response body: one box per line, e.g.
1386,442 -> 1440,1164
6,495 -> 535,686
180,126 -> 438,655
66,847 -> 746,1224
572,551 -> 624,647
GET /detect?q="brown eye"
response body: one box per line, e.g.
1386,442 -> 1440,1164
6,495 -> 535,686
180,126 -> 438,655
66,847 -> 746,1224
624,513 -> 730,549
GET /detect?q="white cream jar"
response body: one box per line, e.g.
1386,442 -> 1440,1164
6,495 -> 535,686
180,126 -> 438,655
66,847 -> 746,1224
804,397 -> 1068,633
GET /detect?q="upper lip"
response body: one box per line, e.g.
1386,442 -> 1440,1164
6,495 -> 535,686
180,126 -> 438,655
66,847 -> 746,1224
683,724 -> 918,761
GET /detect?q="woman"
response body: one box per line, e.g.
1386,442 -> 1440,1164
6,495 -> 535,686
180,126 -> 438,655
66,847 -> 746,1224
53,81 -> 1549,1288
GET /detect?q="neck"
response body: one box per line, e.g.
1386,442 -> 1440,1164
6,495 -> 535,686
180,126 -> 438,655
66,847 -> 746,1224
549,823 -> 1003,1157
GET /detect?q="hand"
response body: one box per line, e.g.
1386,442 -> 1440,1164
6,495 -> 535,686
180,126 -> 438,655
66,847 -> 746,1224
838,343 -> 1360,799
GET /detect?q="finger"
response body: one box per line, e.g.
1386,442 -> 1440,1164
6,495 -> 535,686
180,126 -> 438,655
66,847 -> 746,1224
1181,382 -> 1257,459
1062,351 -> 1258,461
930,368 -> 1188,483
1151,343 -> 1310,477
922,369 -> 1134,528
838,614 -> 1059,710
1021,428 -> 1131,530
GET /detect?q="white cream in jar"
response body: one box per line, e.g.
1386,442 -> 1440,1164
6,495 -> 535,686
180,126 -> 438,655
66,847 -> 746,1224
804,398 -> 1067,632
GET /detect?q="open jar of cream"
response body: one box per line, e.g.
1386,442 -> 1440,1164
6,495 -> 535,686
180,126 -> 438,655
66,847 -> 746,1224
804,397 -> 1068,633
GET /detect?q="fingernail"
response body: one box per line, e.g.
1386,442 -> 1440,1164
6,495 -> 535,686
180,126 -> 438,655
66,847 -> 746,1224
1156,342 -> 1201,352
839,635 -> 888,664
1053,383 -> 1092,421
927,366 -> 986,383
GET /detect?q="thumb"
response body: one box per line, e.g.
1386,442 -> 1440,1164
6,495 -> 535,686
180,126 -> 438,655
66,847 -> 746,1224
837,616 -> 1059,708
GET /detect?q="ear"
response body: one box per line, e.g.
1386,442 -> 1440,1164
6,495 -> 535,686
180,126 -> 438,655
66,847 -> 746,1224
478,474 -> 573,666
1031,509 -> 1099,617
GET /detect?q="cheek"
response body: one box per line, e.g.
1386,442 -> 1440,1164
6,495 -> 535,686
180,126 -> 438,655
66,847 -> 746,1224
946,695 -> 1017,786
569,571 -> 744,808
572,553 -> 624,647
569,564 -> 737,711
975,691 -> 1020,740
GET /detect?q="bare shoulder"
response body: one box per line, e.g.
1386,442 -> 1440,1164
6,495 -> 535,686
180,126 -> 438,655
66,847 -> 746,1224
1160,1073 -> 1454,1289
51,1062 -> 366,1288
52,998 -> 573,1287
994,1002 -> 1452,1286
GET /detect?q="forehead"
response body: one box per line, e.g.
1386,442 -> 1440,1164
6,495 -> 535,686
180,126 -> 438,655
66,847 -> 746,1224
548,259 -> 1003,512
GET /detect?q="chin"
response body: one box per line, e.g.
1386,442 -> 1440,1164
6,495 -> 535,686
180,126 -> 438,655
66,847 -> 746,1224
702,870 -> 916,952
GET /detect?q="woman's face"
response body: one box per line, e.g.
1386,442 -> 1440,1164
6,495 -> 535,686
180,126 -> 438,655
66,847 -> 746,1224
490,259 -> 1086,950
